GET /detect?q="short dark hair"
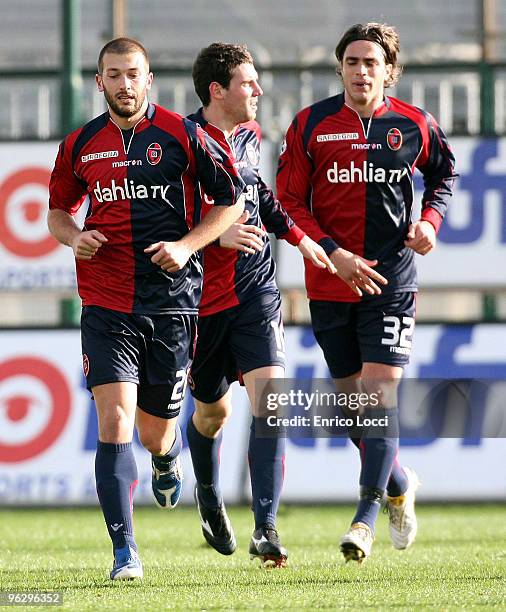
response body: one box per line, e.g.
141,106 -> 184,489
98,37 -> 149,73
192,42 -> 254,106
335,23 -> 402,87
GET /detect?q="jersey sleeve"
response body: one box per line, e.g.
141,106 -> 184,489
185,118 -> 245,206
276,114 -> 338,255
257,175 -> 305,245
416,113 -> 457,233
48,135 -> 88,215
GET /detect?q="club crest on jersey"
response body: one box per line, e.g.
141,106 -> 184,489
280,138 -> 287,155
246,142 -> 259,166
188,373 -> 195,391
386,128 -> 403,151
147,142 -> 162,165
82,354 -> 89,377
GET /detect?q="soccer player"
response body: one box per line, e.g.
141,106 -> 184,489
187,43 -> 335,567
277,23 -> 457,562
47,38 -> 245,580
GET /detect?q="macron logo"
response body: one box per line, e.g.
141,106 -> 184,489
93,179 -> 170,203
110,523 -> 123,532
82,150 -> 119,162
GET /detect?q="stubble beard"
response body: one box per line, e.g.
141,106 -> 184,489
104,88 -> 145,118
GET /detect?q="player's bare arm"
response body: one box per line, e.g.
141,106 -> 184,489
219,210 -> 265,254
330,247 -> 388,296
47,209 -> 108,260
405,220 -> 436,256
145,196 -> 245,272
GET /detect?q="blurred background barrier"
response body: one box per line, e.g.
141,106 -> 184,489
0,326 -> 504,505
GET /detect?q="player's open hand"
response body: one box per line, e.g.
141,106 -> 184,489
405,220 -> 436,255
296,235 -> 337,274
219,210 -> 265,254
330,248 -> 388,296
144,241 -> 192,272
71,230 -> 108,260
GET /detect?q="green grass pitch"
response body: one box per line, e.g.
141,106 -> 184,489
0,504 -> 504,610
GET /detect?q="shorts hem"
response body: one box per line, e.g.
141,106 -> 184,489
328,358 -> 408,379
327,366 -> 362,379
190,387 -> 229,405
87,376 -> 139,391
240,359 -> 286,375
360,357 -> 408,368
137,404 -> 181,420
191,359 -> 285,404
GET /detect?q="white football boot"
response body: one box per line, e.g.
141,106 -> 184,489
340,522 -> 374,563
386,466 -> 420,550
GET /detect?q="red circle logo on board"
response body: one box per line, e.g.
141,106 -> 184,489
0,167 -> 59,258
0,357 -> 71,462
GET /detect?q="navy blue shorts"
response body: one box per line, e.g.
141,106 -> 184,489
81,305 -> 197,419
190,291 -> 285,403
309,292 -> 416,378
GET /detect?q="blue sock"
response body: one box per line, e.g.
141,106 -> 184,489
350,437 -> 408,497
152,423 -> 182,469
387,458 -> 409,497
352,436 -> 398,531
248,417 -> 286,529
95,441 -> 138,552
187,414 -> 223,509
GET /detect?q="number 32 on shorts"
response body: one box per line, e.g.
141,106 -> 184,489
381,315 -> 414,354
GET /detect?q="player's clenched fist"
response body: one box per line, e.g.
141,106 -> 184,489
145,241 -> 192,272
404,220 -> 436,256
71,230 -> 108,260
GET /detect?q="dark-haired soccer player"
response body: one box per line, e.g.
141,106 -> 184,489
277,22 -> 456,562
187,43 -> 335,567
48,37 -> 245,580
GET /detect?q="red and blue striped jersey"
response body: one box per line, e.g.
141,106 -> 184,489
187,108 -> 305,316
277,93 -> 457,302
49,103 -> 244,314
